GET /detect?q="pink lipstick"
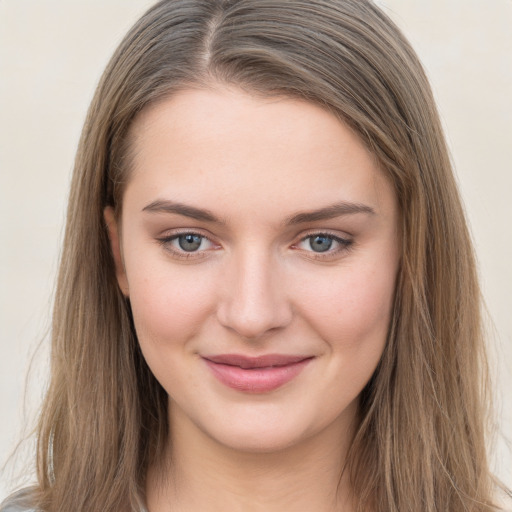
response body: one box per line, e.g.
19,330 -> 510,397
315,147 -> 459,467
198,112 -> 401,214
202,354 -> 313,393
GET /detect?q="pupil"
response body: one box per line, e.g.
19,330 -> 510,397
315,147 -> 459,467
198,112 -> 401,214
178,234 -> 202,252
311,235 -> 332,252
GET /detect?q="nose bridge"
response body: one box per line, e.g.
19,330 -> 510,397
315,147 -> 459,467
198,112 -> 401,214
217,244 -> 292,339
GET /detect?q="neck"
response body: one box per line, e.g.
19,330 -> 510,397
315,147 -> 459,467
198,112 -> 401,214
146,402 -> 358,512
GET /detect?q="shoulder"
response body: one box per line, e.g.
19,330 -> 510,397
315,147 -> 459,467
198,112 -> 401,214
0,488 -> 37,512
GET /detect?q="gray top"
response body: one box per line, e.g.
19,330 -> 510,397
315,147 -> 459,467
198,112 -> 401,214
0,488 -> 148,512
0,504 -> 35,512
0,489 -> 36,512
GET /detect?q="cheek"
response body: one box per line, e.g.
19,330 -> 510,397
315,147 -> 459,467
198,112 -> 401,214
126,262 -> 220,396
125,256 -> 219,349
294,257 -> 397,352
295,258 -> 397,415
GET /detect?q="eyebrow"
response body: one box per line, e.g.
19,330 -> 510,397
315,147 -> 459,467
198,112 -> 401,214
142,200 -> 222,223
284,201 -> 375,225
142,199 -> 375,224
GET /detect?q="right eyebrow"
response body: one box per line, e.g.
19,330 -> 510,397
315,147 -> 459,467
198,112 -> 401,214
284,201 -> 376,225
142,199 -> 224,224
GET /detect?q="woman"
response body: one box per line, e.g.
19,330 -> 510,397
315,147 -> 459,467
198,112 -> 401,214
1,0 -> 509,511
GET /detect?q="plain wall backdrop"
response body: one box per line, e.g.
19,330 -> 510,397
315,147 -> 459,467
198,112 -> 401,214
1,0 -> 511,497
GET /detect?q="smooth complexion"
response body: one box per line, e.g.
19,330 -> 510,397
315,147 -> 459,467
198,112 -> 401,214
106,87 -> 400,512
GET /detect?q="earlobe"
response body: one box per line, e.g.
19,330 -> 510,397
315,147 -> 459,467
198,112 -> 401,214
104,206 -> 129,296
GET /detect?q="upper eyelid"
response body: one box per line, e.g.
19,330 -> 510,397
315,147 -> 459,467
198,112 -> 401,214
157,228 -> 215,241
156,230 -> 214,246
296,229 -> 352,242
296,234 -> 351,247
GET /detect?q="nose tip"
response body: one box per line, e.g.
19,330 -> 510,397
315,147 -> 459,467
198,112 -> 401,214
216,254 -> 293,340
219,299 -> 289,340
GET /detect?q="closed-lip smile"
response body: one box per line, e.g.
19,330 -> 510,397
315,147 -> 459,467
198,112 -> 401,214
202,353 -> 314,393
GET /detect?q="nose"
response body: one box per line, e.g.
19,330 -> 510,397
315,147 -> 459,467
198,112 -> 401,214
216,248 -> 293,340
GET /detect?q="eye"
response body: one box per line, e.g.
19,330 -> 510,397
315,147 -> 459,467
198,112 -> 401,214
294,232 -> 353,257
175,233 -> 207,252
157,231 -> 218,258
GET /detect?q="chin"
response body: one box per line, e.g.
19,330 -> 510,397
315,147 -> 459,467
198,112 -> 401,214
209,424 -> 311,455
186,398 -> 354,456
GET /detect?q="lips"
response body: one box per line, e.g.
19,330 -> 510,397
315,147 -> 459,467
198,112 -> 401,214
202,354 -> 313,393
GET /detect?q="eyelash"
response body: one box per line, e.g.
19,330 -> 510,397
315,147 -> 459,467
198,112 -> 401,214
293,231 -> 354,260
156,230 -> 218,260
156,230 -> 354,261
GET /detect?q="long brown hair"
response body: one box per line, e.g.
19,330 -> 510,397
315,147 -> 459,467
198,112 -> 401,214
27,0 -> 502,510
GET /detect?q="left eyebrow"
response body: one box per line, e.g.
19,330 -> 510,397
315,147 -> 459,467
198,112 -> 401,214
284,201 -> 375,225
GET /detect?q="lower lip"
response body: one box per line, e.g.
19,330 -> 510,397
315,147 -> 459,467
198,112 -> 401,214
203,358 -> 312,393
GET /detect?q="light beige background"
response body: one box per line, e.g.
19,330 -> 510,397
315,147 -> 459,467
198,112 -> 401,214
1,0 -> 511,496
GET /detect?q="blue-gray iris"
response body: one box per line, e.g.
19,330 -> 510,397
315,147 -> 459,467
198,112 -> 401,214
310,235 -> 333,252
179,234 -> 203,251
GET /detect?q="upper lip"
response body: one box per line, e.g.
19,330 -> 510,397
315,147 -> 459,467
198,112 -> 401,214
203,354 -> 313,369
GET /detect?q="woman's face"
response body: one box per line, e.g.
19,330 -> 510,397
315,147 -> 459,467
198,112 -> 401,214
107,87 -> 400,453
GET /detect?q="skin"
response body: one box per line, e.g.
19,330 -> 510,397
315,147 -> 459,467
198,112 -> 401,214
105,86 -> 400,511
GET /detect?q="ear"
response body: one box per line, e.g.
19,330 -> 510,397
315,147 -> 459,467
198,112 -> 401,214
104,206 -> 129,296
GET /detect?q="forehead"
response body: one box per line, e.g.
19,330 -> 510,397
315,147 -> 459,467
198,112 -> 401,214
124,87 -> 395,222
